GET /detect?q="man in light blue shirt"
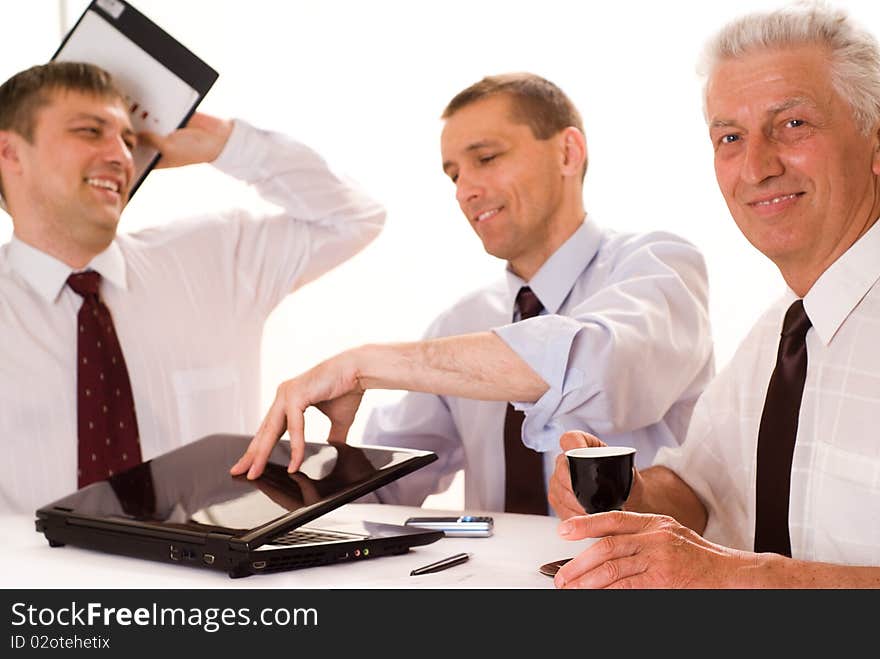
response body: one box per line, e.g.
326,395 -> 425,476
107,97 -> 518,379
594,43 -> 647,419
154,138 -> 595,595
234,73 -> 714,514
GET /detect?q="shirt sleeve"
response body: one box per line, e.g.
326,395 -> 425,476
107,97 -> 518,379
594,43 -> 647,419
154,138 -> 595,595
493,233 -> 713,452
209,120 -> 386,313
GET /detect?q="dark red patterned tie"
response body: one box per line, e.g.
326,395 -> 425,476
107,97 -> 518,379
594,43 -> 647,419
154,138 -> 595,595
754,299 -> 812,556
503,286 -> 547,514
68,271 -> 144,488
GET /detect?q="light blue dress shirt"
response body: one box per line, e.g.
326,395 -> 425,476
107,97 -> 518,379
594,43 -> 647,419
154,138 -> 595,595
363,218 -> 714,513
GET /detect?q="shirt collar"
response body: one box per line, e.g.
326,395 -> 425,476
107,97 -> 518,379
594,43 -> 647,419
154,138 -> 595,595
7,235 -> 128,303
505,216 -> 600,313
803,218 -> 880,346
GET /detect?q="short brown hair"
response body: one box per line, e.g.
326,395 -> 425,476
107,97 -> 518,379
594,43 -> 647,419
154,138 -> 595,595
442,72 -> 584,139
442,72 -> 586,179
0,62 -> 124,202
0,61 -> 124,141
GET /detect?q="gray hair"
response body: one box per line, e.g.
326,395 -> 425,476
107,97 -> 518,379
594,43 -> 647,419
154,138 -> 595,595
699,2 -> 880,134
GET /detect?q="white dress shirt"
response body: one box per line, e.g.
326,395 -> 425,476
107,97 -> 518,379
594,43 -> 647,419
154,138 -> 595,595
0,120 -> 385,513
364,219 -> 714,512
655,219 -> 880,566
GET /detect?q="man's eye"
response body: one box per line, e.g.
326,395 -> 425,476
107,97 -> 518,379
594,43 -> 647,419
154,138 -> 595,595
720,134 -> 740,145
76,127 -> 100,136
785,119 -> 805,128
478,154 -> 497,164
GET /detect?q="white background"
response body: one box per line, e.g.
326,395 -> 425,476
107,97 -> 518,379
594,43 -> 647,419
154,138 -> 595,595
3,0 -> 878,508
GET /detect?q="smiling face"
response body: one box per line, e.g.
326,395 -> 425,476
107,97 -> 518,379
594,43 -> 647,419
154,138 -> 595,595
707,45 -> 880,294
440,94 -> 584,280
6,88 -> 135,264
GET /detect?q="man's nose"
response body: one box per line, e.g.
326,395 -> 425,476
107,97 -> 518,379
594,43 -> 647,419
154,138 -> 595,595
741,133 -> 784,185
102,133 -> 134,171
455,170 -> 483,206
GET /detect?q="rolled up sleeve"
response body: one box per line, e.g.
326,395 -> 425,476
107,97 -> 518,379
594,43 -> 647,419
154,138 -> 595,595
493,234 -> 713,452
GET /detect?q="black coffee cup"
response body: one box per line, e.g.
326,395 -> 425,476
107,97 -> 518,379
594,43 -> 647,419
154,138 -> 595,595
565,446 -> 636,513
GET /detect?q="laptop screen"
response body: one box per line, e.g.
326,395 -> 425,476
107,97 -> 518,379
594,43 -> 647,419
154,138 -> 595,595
39,434 -> 436,543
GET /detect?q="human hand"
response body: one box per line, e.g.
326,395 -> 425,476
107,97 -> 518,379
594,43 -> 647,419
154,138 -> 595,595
553,511 -> 751,589
548,430 -> 606,519
230,352 -> 364,480
138,112 -> 233,169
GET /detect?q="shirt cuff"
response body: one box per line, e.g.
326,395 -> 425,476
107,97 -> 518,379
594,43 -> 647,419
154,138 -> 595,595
211,119 -> 271,181
492,315 -> 585,452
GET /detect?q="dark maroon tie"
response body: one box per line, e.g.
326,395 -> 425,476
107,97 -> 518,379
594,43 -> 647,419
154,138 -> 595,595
754,299 -> 812,556
68,271 -> 144,488
503,286 -> 547,515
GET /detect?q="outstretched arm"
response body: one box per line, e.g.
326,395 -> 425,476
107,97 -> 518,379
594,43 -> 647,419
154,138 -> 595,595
231,332 -> 548,479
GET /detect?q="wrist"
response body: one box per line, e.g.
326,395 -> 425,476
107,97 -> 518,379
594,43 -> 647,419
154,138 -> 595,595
346,344 -> 381,391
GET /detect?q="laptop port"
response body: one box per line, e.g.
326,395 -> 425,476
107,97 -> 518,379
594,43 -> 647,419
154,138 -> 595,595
169,546 -> 181,561
202,553 -> 215,565
252,561 -> 267,570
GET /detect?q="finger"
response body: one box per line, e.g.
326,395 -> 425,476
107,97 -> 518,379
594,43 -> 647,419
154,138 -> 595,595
559,430 -> 603,452
183,112 -> 210,129
285,399 -> 306,473
136,129 -> 165,151
554,531 -> 641,586
548,453 -> 583,519
558,510 -> 655,540
326,418 -> 352,444
229,435 -> 261,475
557,552 -> 649,590
246,395 -> 290,480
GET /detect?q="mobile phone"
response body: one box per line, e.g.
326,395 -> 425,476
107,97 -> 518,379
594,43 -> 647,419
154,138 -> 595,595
404,515 -> 494,537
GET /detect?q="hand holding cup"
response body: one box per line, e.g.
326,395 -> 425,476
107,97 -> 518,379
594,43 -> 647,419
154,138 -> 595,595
565,446 -> 636,514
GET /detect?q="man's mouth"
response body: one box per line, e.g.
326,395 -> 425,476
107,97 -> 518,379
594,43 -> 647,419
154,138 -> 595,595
748,192 -> 804,208
85,177 -> 122,195
473,207 -> 502,223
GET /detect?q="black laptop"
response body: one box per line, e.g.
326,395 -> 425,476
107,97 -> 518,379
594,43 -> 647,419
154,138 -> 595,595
35,434 -> 443,578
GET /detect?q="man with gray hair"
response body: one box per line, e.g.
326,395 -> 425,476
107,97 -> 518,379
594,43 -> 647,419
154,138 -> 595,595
548,3 -> 880,588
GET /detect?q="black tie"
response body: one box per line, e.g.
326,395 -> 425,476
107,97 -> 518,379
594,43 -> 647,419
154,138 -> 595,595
754,299 -> 812,556
503,286 -> 547,515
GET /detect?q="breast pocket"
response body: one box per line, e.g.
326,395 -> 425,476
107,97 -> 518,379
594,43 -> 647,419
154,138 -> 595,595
810,441 -> 880,566
172,365 -> 245,443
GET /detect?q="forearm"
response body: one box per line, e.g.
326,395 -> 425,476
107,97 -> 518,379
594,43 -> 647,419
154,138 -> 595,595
350,333 -> 549,402
736,554 -> 880,588
214,122 -> 384,231
626,465 -> 708,534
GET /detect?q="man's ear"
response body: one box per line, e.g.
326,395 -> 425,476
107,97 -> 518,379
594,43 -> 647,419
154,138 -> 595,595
872,123 -> 880,176
559,126 -> 587,178
0,130 -> 24,174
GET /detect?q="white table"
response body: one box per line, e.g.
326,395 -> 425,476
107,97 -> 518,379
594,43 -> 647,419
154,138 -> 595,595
1,504 -> 594,588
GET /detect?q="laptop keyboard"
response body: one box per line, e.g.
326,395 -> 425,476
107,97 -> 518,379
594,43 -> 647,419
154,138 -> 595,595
270,527 -> 364,546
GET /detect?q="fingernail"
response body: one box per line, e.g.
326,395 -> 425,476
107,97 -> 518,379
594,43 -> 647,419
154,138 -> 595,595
554,573 -> 566,588
559,521 -> 572,535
